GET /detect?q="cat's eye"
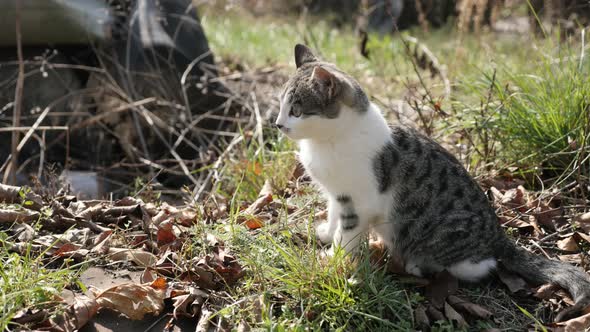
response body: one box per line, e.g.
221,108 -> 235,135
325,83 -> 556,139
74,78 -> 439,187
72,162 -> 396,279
290,107 -> 302,117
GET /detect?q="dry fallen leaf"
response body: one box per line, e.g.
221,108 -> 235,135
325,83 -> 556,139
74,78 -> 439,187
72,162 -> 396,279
553,311 -> 590,332
172,287 -> 208,318
243,216 -> 264,230
425,271 -> 458,309
108,248 -> 157,267
530,203 -> 559,231
557,236 -> 579,252
140,268 -> 156,284
575,232 -> 590,245
243,180 -> 273,215
534,283 -> 561,300
501,186 -> 526,209
94,278 -> 167,320
414,305 -> 430,330
447,295 -> 493,320
51,295 -> 99,332
12,223 -> 36,242
426,305 -> 445,322
157,220 -> 177,246
196,307 -> 213,332
558,254 -> 583,265
574,212 -> 590,233
500,216 -> 533,230
444,301 -> 468,328
497,268 -> 529,294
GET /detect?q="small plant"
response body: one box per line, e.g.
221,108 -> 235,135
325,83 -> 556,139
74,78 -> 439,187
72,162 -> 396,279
0,234 -> 81,330
216,219 -> 417,330
453,35 -> 589,187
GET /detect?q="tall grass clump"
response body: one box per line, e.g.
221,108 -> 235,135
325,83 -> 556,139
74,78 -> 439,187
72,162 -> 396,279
455,36 -> 589,184
220,225 -> 418,331
0,233 -> 82,330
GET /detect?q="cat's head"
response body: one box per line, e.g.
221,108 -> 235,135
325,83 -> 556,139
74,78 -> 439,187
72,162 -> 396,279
275,44 -> 369,140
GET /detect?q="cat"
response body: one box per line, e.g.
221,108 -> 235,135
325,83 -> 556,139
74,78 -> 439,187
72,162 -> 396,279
275,43 -> 590,321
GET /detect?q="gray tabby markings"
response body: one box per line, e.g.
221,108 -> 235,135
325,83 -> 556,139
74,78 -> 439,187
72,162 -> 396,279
337,194 -> 359,230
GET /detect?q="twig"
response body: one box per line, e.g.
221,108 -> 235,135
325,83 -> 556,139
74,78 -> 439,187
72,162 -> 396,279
4,0 -> 24,185
250,92 -> 264,152
192,135 -> 244,203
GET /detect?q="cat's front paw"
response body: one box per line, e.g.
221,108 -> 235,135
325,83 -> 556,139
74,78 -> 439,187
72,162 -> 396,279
316,222 -> 333,244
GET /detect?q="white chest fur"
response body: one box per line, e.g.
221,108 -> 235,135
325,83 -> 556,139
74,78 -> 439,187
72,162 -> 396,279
297,103 -> 392,199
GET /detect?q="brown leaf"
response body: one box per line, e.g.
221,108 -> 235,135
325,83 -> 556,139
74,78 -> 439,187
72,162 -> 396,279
501,186 -> 526,209
94,280 -> 167,320
157,220 -> 177,246
243,180 -> 273,215
140,268 -> 156,284
54,243 -> 84,257
559,254 -> 583,265
108,248 -> 157,267
12,223 -> 36,242
483,177 -> 525,191
11,309 -> 48,326
554,311 -> 590,332
0,183 -> 43,210
497,268 -> 529,294
195,307 -> 213,332
50,295 -> 99,332
444,301 -> 468,328
530,203 -> 559,230
527,215 -> 543,238
555,289 -> 575,306
574,212 -> 590,234
447,295 -> 493,320
489,186 -> 504,205
557,236 -> 579,252
172,287 -> 208,318
243,217 -> 264,230
426,305 -> 445,322
500,216 -> 533,229
534,283 -> 561,300
414,305 -> 430,330
0,208 -> 41,223
90,230 -> 112,255
150,277 -> 167,290
176,207 -> 199,226
425,270 -> 458,309
575,232 -> 590,244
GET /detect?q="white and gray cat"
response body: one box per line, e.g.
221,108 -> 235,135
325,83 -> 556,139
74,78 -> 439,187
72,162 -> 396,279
275,44 -> 590,321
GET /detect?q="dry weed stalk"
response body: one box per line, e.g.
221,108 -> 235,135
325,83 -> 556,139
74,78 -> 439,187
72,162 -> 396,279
4,0 -> 24,185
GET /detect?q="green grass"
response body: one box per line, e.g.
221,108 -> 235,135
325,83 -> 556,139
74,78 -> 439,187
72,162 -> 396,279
208,197 -> 419,330
200,6 -> 539,100
451,34 -> 590,185
0,230 -> 82,330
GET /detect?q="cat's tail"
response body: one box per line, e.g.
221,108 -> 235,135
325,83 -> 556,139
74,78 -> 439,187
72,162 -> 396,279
497,239 -> 590,321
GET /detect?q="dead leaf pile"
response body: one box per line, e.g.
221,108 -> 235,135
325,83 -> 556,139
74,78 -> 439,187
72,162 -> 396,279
414,271 -> 493,329
0,183 -> 252,330
484,178 -> 590,328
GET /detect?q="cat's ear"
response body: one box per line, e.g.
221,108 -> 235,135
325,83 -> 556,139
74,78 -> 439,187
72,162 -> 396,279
311,66 -> 337,97
294,44 -> 317,68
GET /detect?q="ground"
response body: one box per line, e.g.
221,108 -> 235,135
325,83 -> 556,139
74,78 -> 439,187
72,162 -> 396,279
1,3 -> 590,332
